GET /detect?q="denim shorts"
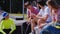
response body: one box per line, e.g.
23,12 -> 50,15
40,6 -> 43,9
46,21 -> 52,23
40,25 -> 60,34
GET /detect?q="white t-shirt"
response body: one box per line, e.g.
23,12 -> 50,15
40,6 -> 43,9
38,6 -> 52,22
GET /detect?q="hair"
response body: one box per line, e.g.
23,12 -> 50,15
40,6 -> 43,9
24,1 -> 32,7
47,0 -> 59,9
37,1 -> 45,6
1,18 -> 5,20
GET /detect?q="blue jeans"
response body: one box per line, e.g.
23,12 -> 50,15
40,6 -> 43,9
46,21 -> 52,23
40,25 -> 60,34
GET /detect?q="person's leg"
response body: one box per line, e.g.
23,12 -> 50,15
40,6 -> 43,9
37,19 -> 46,29
31,18 -> 38,31
29,18 -> 38,34
40,25 -> 58,34
31,19 -> 35,32
37,19 -> 41,28
37,19 -> 47,34
57,29 -> 60,34
22,22 -> 31,34
3,29 -> 11,34
40,26 -> 51,34
0,32 -> 3,34
27,18 -> 31,24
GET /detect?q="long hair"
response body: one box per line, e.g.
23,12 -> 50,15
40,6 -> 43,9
47,0 -> 59,22
47,0 -> 59,9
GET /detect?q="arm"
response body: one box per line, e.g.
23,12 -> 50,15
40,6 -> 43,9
41,15 -> 48,21
37,14 -> 48,20
10,21 -> 16,34
36,15 -> 43,19
35,9 -> 43,19
40,7 -> 50,21
0,21 -> 6,34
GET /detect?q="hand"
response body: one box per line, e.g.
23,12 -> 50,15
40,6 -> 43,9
9,32 -> 12,34
39,24 -> 45,29
1,32 -> 6,34
27,18 -> 31,25
31,15 -> 36,18
3,32 -> 6,34
9,32 -> 11,34
27,21 -> 31,25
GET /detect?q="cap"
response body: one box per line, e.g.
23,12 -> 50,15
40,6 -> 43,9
2,12 -> 8,18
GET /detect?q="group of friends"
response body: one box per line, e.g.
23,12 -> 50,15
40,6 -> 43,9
24,0 -> 60,34
0,0 -> 60,34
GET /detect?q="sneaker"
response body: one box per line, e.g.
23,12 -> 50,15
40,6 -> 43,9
29,32 -> 34,34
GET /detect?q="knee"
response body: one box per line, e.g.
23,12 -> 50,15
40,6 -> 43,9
38,19 -> 41,23
31,19 -> 35,22
41,30 -> 52,34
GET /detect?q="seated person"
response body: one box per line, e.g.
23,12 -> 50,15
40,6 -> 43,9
36,1 -> 52,29
29,1 -> 52,34
24,1 -> 39,34
0,12 -> 16,34
40,0 -> 60,34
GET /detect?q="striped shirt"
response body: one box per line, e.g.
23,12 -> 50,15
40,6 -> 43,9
27,6 -> 39,18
